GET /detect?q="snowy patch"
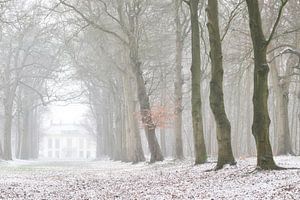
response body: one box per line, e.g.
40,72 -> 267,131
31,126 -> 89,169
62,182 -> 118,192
0,156 -> 299,199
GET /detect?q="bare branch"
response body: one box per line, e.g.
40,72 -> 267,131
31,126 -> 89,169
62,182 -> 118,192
266,0 -> 289,45
221,0 -> 245,41
59,0 -> 128,46
18,80 -> 46,106
182,0 -> 190,6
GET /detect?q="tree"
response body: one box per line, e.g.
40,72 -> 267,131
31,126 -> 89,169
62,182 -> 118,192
206,0 -> 235,169
269,49 -> 294,155
173,0 -> 185,160
59,0 -> 164,163
245,0 -> 288,169
184,0 -> 207,164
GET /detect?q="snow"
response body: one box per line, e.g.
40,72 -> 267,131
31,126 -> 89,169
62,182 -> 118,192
0,156 -> 299,199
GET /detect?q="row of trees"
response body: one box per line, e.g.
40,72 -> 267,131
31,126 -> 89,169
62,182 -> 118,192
58,0 -> 299,169
0,0 -> 83,160
0,0 -> 299,170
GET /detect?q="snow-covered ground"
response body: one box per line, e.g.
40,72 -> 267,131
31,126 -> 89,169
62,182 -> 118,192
0,156 -> 299,200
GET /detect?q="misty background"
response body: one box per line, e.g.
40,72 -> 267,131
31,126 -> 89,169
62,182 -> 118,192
0,0 -> 299,165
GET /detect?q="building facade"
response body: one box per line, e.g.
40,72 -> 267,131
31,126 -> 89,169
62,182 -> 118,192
40,122 -> 96,160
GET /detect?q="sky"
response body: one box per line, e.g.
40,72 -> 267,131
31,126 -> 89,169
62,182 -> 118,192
47,104 -> 89,125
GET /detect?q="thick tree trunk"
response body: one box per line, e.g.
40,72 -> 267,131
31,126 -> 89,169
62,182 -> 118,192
113,98 -> 123,161
246,0 -> 279,169
269,55 -> 294,155
2,78 -> 17,161
159,64 -> 167,157
123,73 -> 145,163
189,0 -> 207,164
206,0 -> 235,169
124,1 -> 163,163
3,88 -> 15,161
30,108 -> 39,159
3,104 -> 13,160
95,104 -> 103,159
107,104 -> 115,158
19,105 -> 30,159
120,102 -> 128,161
174,0 -> 184,160
102,107 -> 110,156
15,92 -> 22,159
19,90 -> 34,160
133,100 -> 145,162
0,143 -> 3,159
245,68 -> 254,156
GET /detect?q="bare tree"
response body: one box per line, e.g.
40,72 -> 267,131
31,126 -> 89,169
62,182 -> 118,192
206,0 -> 235,169
245,0 -> 288,169
183,0 -> 207,164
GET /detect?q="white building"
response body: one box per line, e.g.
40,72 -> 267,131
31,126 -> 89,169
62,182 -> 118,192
40,122 -> 96,160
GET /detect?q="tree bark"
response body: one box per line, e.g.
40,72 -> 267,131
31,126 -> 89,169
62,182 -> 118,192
132,61 -> 163,163
206,0 -> 235,169
19,103 -> 30,159
113,96 -> 123,161
174,0 -> 184,160
245,68 -> 254,156
95,104 -> 103,159
269,53 -> 294,155
127,1 -> 163,163
189,0 -> 207,164
0,143 -> 3,159
245,0 -> 281,169
30,107 -> 39,159
123,73 -> 145,163
3,101 -> 13,160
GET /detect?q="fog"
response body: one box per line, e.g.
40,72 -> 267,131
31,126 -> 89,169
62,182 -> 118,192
0,0 -> 300,198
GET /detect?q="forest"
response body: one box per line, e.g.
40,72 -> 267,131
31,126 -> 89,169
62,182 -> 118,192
0,0 -> 300,199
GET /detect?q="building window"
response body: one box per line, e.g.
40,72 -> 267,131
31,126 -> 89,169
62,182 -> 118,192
55,139 -> 60,149
79,151 -> 84,158
79,139 -> 84,149
48,151 -> 52,158
62,130 -> 79,134
86,151 -> 90,158
66,151 -> 72,158
48,139 -> 52,149
67,138 -> 72,148
55,151 -> 60,158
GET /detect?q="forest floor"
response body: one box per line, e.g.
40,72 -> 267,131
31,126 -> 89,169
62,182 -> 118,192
0,156 -> 299,200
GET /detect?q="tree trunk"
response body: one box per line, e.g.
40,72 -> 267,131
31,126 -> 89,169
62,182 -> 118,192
189,0 -> 207,164
2,71 -> 17,160
245,68 -> 254,156
113,97 -> 123,161
30,108 -> 39,159
133,100 -> 145,162
246,0 -> 279,169
15,91 -> 22,159
206,0 -> 235,169
269,53 -> 294,155
133,61 -> 163,163
3,102 -> 13,160
95,104 -> 103,159
19,104 -> 30,159
125,0 -> 163,163
123,72 -> 145,163
160,64 -> 167,157
19,89 -> 36,160
0,143 -> 3,159
174,0 -> 184,160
